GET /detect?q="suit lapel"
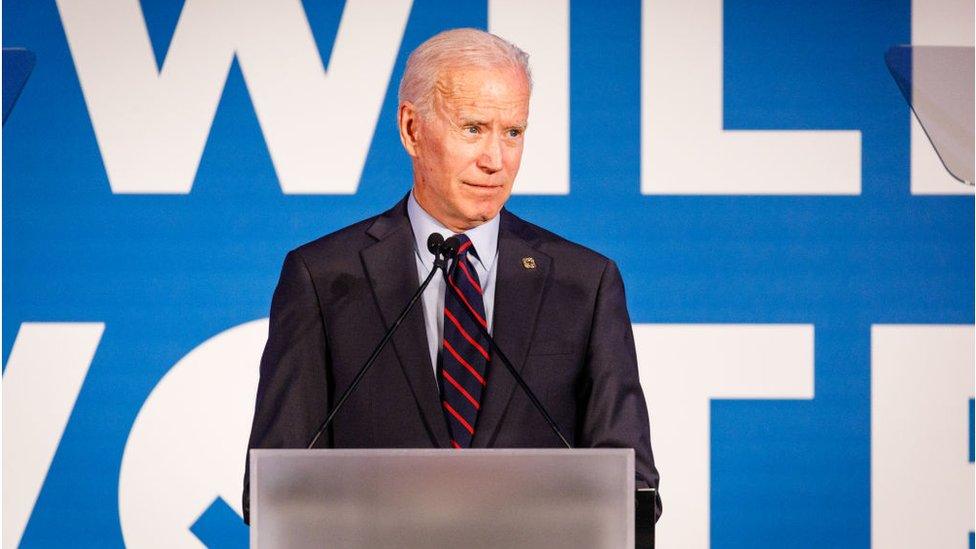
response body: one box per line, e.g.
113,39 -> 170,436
471,212 -> 551,447
361,200 -> 451,448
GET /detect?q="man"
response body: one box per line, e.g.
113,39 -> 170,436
243,28 -> 660,523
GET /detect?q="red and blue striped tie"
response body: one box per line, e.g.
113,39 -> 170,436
440,234 -> 490,449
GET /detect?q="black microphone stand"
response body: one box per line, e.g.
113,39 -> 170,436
444,258 -> 573,449
306,234 -> 454,449
450,252 -> 660,547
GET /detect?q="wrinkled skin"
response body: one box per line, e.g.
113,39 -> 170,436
398,65 -> 530,233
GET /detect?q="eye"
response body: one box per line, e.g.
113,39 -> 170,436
507,128 -> 523,138
463,125 -> 480,135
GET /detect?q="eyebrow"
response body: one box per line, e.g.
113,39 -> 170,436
458,118 -> 488,127
458,118 -> 528,131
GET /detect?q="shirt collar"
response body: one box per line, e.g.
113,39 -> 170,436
407,190 -> 499,272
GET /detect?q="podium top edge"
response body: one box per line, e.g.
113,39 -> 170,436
250,448 -> 634,458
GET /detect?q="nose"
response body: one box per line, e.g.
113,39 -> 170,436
476,132 -> 503,174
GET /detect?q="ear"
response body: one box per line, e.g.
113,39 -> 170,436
397,101 -> 421,158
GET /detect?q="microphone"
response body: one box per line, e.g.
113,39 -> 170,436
306,233 -> 452,449
427,233 -> 460,271
426,232 -> 444,257
440,235 -> 461,259
444,252 -> 573,449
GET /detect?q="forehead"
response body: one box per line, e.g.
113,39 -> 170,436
434,66 -> 530,120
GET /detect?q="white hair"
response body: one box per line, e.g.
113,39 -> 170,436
398,28 -> 532,119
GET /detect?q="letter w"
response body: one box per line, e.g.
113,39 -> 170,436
57,0 -> 412,194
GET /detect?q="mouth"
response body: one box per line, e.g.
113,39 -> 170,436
461,181 -> 503,190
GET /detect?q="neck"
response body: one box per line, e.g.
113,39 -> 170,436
412,188 -> 482,234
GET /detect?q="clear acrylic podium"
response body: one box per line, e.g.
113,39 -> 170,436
250,448 -> 635,548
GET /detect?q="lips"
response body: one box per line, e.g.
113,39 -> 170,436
462,181 -> 503,189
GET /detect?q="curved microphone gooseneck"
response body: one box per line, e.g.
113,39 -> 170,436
445,249 -> 573,449
306,233 -> 460,449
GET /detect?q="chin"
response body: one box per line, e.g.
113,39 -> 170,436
457,207 -> 498,228
475,203 -> 503,221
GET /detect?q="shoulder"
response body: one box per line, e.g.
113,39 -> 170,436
287,198 -> 408,273
501,209 -> 615,277
291,216 -> 377,266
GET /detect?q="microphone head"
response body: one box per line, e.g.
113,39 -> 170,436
426,233 -> 445,257
440,236 -> 461,259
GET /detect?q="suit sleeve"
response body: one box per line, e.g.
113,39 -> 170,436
578,259 -> 662,522
242,250 -> 330,524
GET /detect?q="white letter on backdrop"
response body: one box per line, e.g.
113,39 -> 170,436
57,0 -> 411,194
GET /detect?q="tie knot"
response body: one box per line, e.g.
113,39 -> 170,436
453,233 -> 477,259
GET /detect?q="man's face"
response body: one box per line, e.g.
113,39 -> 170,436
400,65 -> 530,232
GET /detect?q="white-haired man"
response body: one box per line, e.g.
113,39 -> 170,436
243,28 -> 661,523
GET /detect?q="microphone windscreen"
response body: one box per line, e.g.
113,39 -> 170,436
426,233 -> 445,256
441,236 -> 461,259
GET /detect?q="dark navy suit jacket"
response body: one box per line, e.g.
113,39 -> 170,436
243,197 -> 661,523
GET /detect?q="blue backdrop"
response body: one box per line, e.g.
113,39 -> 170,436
3,0 -> 973,547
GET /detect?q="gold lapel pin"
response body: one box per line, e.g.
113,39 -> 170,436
521,257 -> 537,270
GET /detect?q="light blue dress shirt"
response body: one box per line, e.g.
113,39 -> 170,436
407,191 -> 499,377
